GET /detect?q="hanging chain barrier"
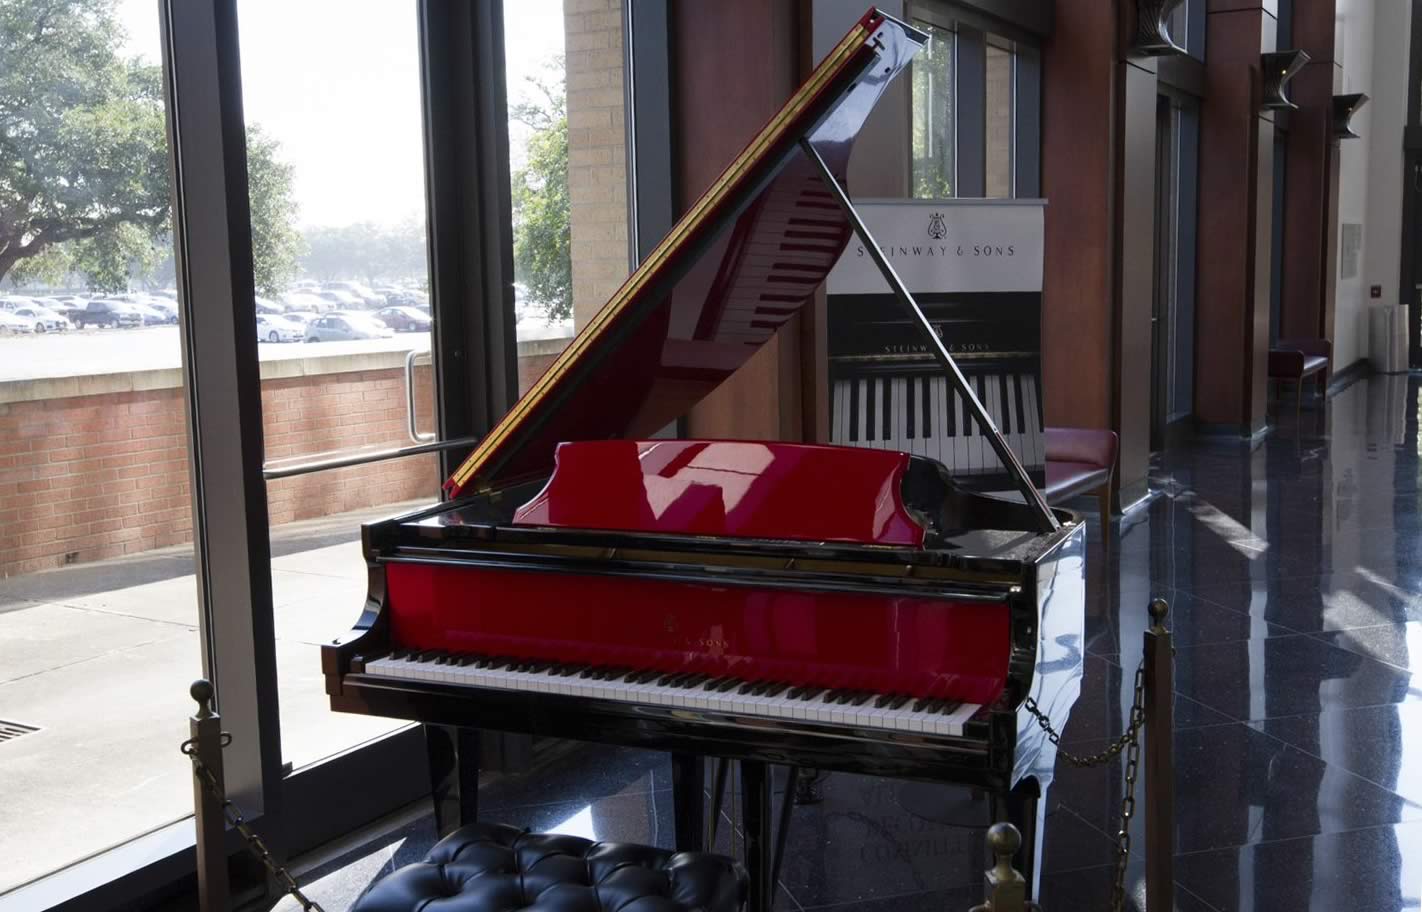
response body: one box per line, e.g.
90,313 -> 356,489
976,598 -> 1174,912
1023,663 -> 1146,912
183,680 -> 326,912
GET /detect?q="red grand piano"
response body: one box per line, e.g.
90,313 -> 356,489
322,10 -> 1084,908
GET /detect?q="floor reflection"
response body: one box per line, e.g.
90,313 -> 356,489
279,375 -> 1422,912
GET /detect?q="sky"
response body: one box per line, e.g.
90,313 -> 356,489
116,0 -> 565,229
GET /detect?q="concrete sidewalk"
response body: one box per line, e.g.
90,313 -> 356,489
0,502 -> 421,894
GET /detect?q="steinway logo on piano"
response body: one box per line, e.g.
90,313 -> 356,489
927,210 -> 947,239
852,238 -> 1018,260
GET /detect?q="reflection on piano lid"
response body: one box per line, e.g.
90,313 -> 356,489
443,8 -> 927,497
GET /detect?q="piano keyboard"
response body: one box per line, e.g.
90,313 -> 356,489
831,373 -> 1045,471
361,651 -> 982,737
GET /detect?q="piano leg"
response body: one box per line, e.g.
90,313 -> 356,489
991,776 -> 1046,900
425,724 -> 480,838
671,752 -> 707,852
739,760 -> 774,912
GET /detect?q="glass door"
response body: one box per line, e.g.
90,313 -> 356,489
229,0 -> 442,772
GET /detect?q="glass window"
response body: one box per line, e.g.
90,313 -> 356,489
235,0 -> 434,770
911,21 -> 955,198
0,0 -> 198,892
506,0 -> 632,394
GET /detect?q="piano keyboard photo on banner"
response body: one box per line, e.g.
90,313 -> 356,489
826,199 -> 1047,491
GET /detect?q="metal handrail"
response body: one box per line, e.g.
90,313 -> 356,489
405,349 -> 435,443
262,435 -> 480,480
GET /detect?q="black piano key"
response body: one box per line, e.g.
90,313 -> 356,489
961,383 -> 973,436
998,374 -> 1012,434
848,378 -> 860,442
874,693 -> 895,709
764,682 -> 790,697
865,377 -> 876,441
891,695 -> 911,710
945,379 -> 956,437
738,680 -> 759,694
913,697 -> 932,712
800,687 -> 826,701
1013,374 -> 1027,435
921,376 -> 932,437
1034,372 -> 1044,430
905,375 -> 916,438
787,686 -> 804,699
881,377 -> 892,440
849,692 -> 872,706
973,373 -> 988,435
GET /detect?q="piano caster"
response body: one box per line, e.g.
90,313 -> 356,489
425,724 -> 481,838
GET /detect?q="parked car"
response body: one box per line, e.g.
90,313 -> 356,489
41,299 -> 85,318
280,291 -> 333,313
304,312 -> 394,342
73,300 -> 143,328
255,296 -> 287,315
10,304 -> 70,332
374,306 -> 432,333
315,289 -> 364,311
127,302 -> 171,326
146,300 -> 180,323
380,289 -> 427,309
326,281 -> 384,308
280,310 -> 318,327
256,313 -> 305,343
0,311 -> 36,334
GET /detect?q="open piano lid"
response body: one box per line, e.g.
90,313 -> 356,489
445,9 -> 927,498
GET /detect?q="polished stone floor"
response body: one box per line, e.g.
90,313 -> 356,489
277,373 -> 1422,912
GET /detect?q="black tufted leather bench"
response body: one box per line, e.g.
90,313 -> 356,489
351,822 -> 747,912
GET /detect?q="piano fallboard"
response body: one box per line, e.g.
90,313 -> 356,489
384,559 -> 1012,705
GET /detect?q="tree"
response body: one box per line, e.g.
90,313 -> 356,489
0,0 -> 302,294
246,125 -> 304,295
300,220 -> 425,285
510,61 -> 571,321
0,0 -> 169,282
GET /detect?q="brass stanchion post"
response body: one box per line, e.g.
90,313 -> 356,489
188,679 -> 230,912
969,823 -> 1033,912
1143,599 -> 1174,912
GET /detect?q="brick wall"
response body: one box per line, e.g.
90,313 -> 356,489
565,0 -> 630,330
0,365 -> 437,577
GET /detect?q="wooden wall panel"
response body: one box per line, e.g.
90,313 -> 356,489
1280,0 -> 1339,342
673,0 -> 803,441
1195,6 -> 1274,431
1040,0 -> 1117,433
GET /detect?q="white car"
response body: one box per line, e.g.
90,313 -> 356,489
256,313 -> 305,343
0,311 -> 35,334
280,291 -> 333,313
326,281 -> 385,308
10,304 -> 70,332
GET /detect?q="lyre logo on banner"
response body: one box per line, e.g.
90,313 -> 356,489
926,211 -> 947,240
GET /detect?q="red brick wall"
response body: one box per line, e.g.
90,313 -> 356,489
0,366 -> 438,578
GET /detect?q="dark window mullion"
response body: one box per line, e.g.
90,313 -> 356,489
955,27 -> 987,198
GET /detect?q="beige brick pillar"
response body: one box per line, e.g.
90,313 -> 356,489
564,0 -> 630,331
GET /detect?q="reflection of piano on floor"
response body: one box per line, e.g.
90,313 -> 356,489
830,293 -> 1045,487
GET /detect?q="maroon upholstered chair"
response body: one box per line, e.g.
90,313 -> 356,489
1043,427 -> 1119,530
1268,337 -> 1331,419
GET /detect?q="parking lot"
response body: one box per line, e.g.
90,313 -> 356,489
0,324 -> 433,384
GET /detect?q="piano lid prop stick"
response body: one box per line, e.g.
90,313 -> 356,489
798,138 -> 1059,532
